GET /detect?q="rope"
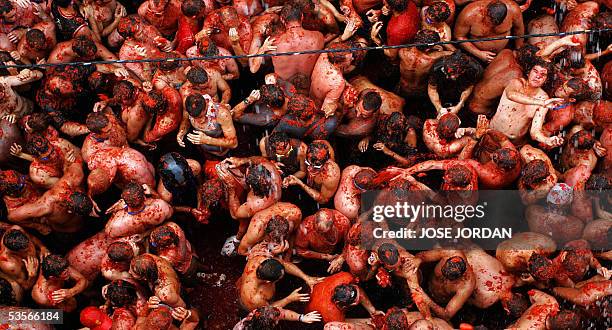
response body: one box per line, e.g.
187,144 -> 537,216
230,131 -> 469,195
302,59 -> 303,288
1,28 -> 610,70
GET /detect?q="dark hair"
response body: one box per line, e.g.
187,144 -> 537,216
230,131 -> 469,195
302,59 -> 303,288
131,255 -> 158,282
527,253 -> 553,281
327,43 -> 351,65
198,39 -> 219,57
570,130 -> 595,150
559,47 -> 585,69
246,164 -> 273,197
565,78 -> 588,101
53,0 -> 72,8
42,254 -> 69,278
185,93 -> 206,117
362,91 -> 382,112
72,36 -> 97,59
107,280 -> 137,307
415,29 -> 441,51
441,256 -> 467,280
516,45 -> 540,72
268,132 -> 290,149
112,80 -> 136,102
280,4 -> 302,23
26,135 -> 50,157
181,0 -> 203,17
0,0 -> 13,15
286,94 -> 316,120
332,284 -> 358,307
150,225 -> 179,249
378,243 -> 399,266
504,293 -> 529,318
25,29 -> 46,50
385,307 -> 409,330
256,258 -> 284,281
86,112 -> 109,134
387,0 -> 408,12
107,242 -> 134,262
186,67 -> 208,85
158,55 -> 179,71
244,306 -> 281,330
492,148 -> 518,170
87,71 -> 113,92
265,215 -> 290,241
548,309 -> 581,330
437,113 -> 460,140
306,141 -> 331,167
260,84 -> 285,108
142,91 -> 167,115
121,182 -> 145,208
26,112 -> 52,134
445,164 -> 473,188
354,169 -> 375,190
486,1 -> 507,25
426,2 -> 451,23
3,229 -> 29,251
117,16 -> 140,39
521,160 -> 549,186
0,277 -> 15,305
68,192 -> 93,216
0,170 -> 25,198
586,174 -> 611,192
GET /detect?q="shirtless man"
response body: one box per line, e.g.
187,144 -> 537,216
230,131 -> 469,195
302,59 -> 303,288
495,231 -> 557,274
101,240 -> 140,281
179,66 -> 231,104
0,170 -> 49,234
141,87 -> 183,144
105,182 -> 173,239
238,202 -> 302,256
518,144 -> 557,205
271,4 -> 324,86
0,226 -> 47,290
553,277 -> 612,307
334,166 -> 376,220
454,0 -> 524,62
310,45 -> 353,117
234,85 -> 288,128
81,0 -> 126,46
216,157 -> 282,256
395,30 -> 453,98
561,127 -> 604,187
130,254 -> 186,308
464,246 -> 517,310
295,208 -> 351,263
0,68 -> 43,123
490,63 -> 565,147
408,249 -> 476,320
137,0 -> 182,37
283,141 -> 341,204
349,76 -> 404,116
247,9 -> 282,73
423,113 -> 488,159
335,91 -> 382,147
468,45 -> 538,116
32,254 -> 88,312
8,162 -> 92,234
198,6 -> 252,58
177,93 -> 238,157
259,132 -> 307,179
507,289 -> 559,329
10,22 -> 56,65
237,255 -> 321,310
186,37 -> 241,81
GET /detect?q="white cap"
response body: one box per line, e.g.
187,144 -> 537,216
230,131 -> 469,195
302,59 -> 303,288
547,183 -> 573,205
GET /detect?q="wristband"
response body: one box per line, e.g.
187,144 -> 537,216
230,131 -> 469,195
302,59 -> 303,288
298,314 -> 303,322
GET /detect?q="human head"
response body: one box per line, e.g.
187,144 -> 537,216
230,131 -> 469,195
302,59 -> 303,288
245,164 -> 272,197
527,253 -> 554,281
354,169 -> 376,191
3,229 -> 29,252
280,4 -> 302,24
142,90 -> 168,115
306,141 -> 331,171
185,93 -> 206,117
384,307 -> 409,330
256,258 -> 284,282
559,47 -> 585,69
112,80 -> 137,106
80,307 -> 112,330
521,159 -> 549,186
67,192 -> 93,216
515,45 -> 540,72
0,170 -> 25,198
491,148 -> 519,170
87,71 -> 113,93
181,0 -> 203,17
357,91 -> 382,117
314,209 -> 335,233
72,36 -> 97,60
546,183 -> 573,206
387,0 -> 408,12
25,112 -> 52,134
25,135 -> 50,158
265,215 -> 290,242
425,2 -> 451,23
260,84 -> 285,108
117,16 -> 141,39
287,94 -> 316,120
548,309 -> 581,330
0,277 -> 16,305
410,319 -> 434,330
377,243 -> 400,267
570,130 -> 595,150
0,0 -> 15,23
444,164 -> 473,188
437,113 -> 461,140
415,29 -> 441,52
327,43 -> 353,71
219,6 -> 239,27
186,67 -> 208,85
486,1 -> 507,25
150,225 -> 179,250
268,132 -> 291,155
244,306 -> 281,329
441,256 -> 467,280
332,284 -> 359,308
106,280 -> 137,307
503,292 -> 529,317
557,78 -> 588,101
107,241 -> 134,262
121,182 -> 145,209
197,38 -> 219,57
25,29 -> 47,51
41,254 -> 69,279
527,63 -> 549,88
158,55 -> 180,72
130,255 -> 158,282
585,174 -> 611,193
54,0 -> 72,7
144,307 -> 173,329
86,112 -> 110,135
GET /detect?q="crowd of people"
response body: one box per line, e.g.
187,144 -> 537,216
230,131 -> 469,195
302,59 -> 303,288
0,0 -> 610,328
